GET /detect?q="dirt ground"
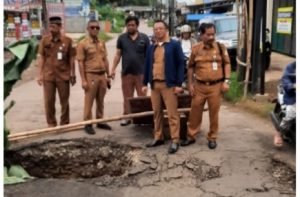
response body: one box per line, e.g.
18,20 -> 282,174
4,20 -> 296,197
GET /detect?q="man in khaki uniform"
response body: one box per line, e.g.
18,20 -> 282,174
142,20 -> 185,154
77,20 -> 111,134
181,23 -> 231,149
37,16 -> 76,127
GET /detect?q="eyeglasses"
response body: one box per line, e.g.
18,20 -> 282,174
90,26 -> 100,30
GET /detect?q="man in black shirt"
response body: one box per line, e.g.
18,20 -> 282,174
111,16 -> 150,126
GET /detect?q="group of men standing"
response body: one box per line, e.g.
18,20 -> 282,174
37,15 -> 231,154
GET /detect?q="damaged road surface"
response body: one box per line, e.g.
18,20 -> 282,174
4,21 -> 295,197
5,133 -> 295,197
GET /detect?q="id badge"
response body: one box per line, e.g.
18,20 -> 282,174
212,61 -> 218,71
57,52 -> 62,60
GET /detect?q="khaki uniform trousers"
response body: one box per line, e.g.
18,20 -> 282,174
187,82 -> 222,141
151,82 -> 180,143
43,80 -> 70,127
84,73 -> 107,120
121,74 -> 145,114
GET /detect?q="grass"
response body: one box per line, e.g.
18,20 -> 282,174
235,99 -> 275,119
76,32 -> 113,43
224,72 -> 243,102
223,72 -> 277,119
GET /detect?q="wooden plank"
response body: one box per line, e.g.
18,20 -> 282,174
128,94 -> 192,124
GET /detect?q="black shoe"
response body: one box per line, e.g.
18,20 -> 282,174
180,139 -> 196,146
97,123 -> 112,130
168,143 -> 179,154
146,140 -> 164,148
120,119 -> 131,126
84,124 -> 95,135
208,140 -> 217,149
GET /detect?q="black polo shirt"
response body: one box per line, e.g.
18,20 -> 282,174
117,32 -> 150,76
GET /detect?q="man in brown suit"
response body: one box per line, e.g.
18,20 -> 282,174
37,16 -> 76,127
142,20 -> 185,154
76,20 -> 111,134
181,23 -> 231,149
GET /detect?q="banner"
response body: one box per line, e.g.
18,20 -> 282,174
277,7 -> 293,34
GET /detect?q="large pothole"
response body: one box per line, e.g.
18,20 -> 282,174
271,159 -> 296,193
5,138 -> 223,188
5,139 -> 139,179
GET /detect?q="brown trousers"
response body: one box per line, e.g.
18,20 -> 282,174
43,80 -> 70,127
187,82 -> 222,141
84,73 -> 107,120
121,74 -> 145,114
151,82 -> 180,143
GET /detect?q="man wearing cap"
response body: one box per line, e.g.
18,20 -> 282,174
180,23 -> 231,149
76,19 -> 111,134
37,16 -> 76,127
142,20 -> 185,154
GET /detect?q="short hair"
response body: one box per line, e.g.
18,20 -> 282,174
199,23 -> 215,34
154,19 -> 169,29
125,15 -> 139,26
87,19 -> 99,26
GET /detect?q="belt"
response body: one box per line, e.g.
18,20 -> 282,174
196,78 -> 224,86
87,70 -> 106,75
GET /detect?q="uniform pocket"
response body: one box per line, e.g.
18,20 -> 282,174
195,56 -> 203,62
44,45 -> 52,57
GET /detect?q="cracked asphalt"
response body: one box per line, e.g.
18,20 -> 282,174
4,20 -> 295,197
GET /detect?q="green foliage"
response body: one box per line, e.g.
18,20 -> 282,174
224,72 -> 244,102
111,25 -> 123,33
98,4 -> 114,21
90,3 -> 125,33
4,38 -> 38,150
147,19 -> 155,27
124,0 -> 151,6
4,164 -> 33,185
4,100 -> 15,150
76,32 -> 113,43
4,38 -> 38,99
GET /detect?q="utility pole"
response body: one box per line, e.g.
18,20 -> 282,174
168,0 -> 175,36
41,0 -> 48,32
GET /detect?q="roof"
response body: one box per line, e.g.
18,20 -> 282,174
4,0 -> 41,11
186,13 -> 224,21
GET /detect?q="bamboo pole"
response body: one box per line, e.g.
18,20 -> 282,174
243,0 -> 253,99
9,126 -> 83,142
9,108 -> 192,141
236,57 -> 247,67
236,0 -> 241,72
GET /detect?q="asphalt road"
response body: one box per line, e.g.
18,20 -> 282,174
5,20 -> 295,197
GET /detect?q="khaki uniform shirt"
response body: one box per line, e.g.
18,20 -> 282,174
188,41 -> 231,81
152,36 -> 170,80
38,34 -> 75,81
76,37 -> 108,73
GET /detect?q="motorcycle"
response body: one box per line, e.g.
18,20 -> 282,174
270,84 -> 296,144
